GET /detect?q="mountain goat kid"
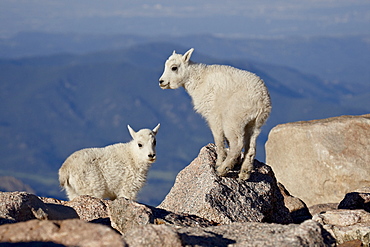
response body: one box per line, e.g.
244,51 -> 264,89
159,48 -> 271,181
59,124 -> 160,200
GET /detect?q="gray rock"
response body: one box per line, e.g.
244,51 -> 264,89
0,191 -> 48,223
0,191 -> 78,223
329,225 -> 370,247
0,219 -> 126,246
123,220 -> 328,247
159,144 -> 292,224
0,192 -> 117,226
109,197 -> 154,234
57,195 -> 110,222
278,182 -> 312,223
313,209 -> 370,227
124,224 -> 182,247
265,114 -> 370,206
109,197 -> 216,234
313,209 -> 370,246
338,187 -> 370,212
181,220 -> 331,246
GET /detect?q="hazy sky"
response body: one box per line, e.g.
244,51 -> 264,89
1,0 -> 369,38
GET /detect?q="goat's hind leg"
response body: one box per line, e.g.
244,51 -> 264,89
239,127 -> 261,181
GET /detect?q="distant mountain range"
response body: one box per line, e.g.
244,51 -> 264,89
0,33 -> 369,205
0,176 -> 35,194
2,32 -> 369,91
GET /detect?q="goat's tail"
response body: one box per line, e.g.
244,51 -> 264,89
58,168 -> 70,190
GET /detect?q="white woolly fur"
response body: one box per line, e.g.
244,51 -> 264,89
159,48 -> 271,180
59,124 -> 160,200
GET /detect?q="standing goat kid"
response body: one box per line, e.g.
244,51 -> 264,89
59,124 -> 160,200
159,48 -> 271,181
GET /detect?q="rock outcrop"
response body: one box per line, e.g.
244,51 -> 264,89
265,114 -> 370,206
176,220 -> 330,247
124,220 -> 330,247
124,224 -> 182,247
0,219 -> 126,246
109,197 -> 216,234
41,195 -> 111,222
0,143 -> 328,246
308,188 -> 370,246
338,187 -> 370,212
1,113 -> 370,246
278,182 -> 312,223
0,192 -> 79,223
313,209 -> 370,246
1,191 -> 331,246
159,144 -> 292,224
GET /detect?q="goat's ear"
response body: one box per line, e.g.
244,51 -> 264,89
127,125 -> 136,139
172,50 -> 176,55
183,48 -> 194,63
152,123 -> 160,135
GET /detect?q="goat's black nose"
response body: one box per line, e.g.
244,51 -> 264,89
159,80 -> 164,84
148,154 -> 156,158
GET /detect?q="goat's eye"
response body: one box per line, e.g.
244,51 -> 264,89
153,140 -> 156,146
171,66 -> 178,71
138,143 -> 143,148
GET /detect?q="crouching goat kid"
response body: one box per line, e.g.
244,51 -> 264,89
159,48 -> 271,181
59,124 -> 160,200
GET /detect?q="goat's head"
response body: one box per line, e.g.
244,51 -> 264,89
159,48 -> 194,90
128,124 -> 160,163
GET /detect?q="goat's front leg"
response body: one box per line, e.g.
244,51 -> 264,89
239,128 -> 260,181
